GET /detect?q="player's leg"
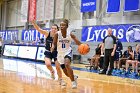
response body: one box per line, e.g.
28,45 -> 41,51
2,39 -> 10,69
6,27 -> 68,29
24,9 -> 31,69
52,51 -> 66,86
61,64 -> 69,77
44,57 -> 55,79
64,55 -> 77,88
44,51 -> 55,79
114,52 -> 118,69
114,61 -> 117,69
131,61 -> 136,72
125,60 -> 132,72
94,56 -> 100,70
64,56 -> 74,81
135,61 -> 139,73
90,57 -> 95,66
55,60 -> 62,79
117,61 -> 120,69
52,51 -> 62,79
55,61 -> 66,86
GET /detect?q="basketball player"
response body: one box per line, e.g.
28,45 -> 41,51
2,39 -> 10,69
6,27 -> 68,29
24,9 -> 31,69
51,19 -> 82,89
31,21 -> 66,86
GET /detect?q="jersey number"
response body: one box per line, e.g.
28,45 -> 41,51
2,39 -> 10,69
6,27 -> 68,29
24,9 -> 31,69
62,43 -> 65,48
50,43 -> 52,47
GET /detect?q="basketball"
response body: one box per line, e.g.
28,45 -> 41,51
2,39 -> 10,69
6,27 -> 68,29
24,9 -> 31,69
78,44 -> 90,55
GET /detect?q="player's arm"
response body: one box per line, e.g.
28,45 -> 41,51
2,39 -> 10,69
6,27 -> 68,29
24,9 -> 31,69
101,43 -> 104,55
70,33 -> 81,45
31,21 -> 49,37
51,33 -> 58,52
112,36 -> 117,56
130,51 -> 134,59
101,37 -> 105,55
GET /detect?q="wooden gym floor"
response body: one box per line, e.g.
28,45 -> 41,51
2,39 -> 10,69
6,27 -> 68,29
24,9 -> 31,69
0,58 -> 140,93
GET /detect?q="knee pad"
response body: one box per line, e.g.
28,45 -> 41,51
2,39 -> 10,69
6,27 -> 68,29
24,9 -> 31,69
61,64 -> 65,69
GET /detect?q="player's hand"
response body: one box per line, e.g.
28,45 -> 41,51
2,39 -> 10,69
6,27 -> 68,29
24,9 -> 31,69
111,51 -> 115,56
50,44 -> 55,52
50,47 -> 54,53
129,51 -> 133,55
30,20 -> 36,24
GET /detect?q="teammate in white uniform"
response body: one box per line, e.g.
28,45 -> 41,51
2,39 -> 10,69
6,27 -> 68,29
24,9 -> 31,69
57,30 -> 72,64
51,19 -> 82,89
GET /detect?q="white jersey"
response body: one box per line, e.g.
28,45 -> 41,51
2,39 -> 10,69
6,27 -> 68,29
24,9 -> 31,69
57,31 -> 72,64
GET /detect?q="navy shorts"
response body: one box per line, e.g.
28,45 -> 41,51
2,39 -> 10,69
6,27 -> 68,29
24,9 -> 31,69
114,51 -> 122,61
114,52 -> 119,61
44,51 -> 57,61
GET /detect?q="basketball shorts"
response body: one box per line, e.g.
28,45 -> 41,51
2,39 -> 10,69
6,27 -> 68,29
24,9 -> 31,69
57,51 -> 72,64
114,52 -> 119,61
44,50 -> 57,61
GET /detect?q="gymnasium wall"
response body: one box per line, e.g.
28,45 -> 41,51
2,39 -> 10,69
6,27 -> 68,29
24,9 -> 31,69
0,4 -> 1,30
0,0 -> 140,64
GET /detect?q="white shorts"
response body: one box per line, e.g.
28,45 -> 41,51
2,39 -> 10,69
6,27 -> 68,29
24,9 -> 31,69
57,51 -> 72,64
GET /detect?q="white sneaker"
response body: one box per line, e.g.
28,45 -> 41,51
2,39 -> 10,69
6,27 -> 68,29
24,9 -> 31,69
59,79 -> 67,86
74,75 -> 78,80
51,71 -> 55,80
74,75 -> 78,85
72,81 -> 77,89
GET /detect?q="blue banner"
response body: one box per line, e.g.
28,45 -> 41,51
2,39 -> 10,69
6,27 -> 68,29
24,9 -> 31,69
107,0 -> 120,13
81,24 -> 140,42
0,30 -> 18,40
81,0 -> 96,12
124,0 -> 139,11
21,29 -> 49,41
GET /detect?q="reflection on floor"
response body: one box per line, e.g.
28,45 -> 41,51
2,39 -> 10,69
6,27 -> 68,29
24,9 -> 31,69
0,58 -> 140,93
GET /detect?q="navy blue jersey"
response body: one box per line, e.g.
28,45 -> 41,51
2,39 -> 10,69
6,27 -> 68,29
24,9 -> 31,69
123,50 -> 133,60
116,40 -> 123,51
45,32 -> 57,51
138,53 -> 140,61
134,50 -> 140,61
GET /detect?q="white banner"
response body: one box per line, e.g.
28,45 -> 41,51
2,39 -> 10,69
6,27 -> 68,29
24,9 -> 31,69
44,0 -> 54,20
55,0 -> 64,19
3,45 -> 19,57
36,0 -> 45,21
18,46 -> 37,59
21,0 -> 29,22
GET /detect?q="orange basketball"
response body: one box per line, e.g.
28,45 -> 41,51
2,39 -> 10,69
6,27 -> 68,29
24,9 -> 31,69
78,44 -> 90,55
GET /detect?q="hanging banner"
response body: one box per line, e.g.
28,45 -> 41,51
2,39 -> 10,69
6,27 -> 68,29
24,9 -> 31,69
21,29 -> 50,41
0,30 -> 18,40
36,0 -> 45,21
124,0 -> 139,11
81,24 -> 140,42
107,0 -> 120,13
44,0 -> 54,20
55,0 -> 64,19
21,0 -> 29,22
28,0 -> 37,21
81,0 -> 96,12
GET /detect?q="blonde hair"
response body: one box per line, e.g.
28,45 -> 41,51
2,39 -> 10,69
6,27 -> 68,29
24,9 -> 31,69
136,44 -> 140,51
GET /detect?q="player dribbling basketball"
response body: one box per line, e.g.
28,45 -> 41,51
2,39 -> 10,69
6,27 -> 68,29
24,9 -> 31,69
51,19 -> 84,89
